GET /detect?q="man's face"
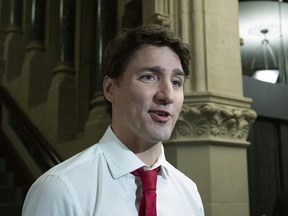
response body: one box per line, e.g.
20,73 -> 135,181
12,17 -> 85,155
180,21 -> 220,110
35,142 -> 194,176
104,45 -> 185,150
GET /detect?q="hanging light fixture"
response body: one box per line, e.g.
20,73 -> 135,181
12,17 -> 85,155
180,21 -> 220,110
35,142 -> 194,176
250,29 -> 279,83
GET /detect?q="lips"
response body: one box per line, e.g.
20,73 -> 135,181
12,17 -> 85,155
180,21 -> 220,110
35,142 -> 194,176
149,110 -> 172,123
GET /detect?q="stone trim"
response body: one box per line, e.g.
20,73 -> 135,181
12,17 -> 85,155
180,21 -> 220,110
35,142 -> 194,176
171,103 -> 257,143
144,13 -> 171,27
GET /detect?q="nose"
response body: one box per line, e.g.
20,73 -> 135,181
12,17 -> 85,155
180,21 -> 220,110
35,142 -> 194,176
154,80 -> 175,105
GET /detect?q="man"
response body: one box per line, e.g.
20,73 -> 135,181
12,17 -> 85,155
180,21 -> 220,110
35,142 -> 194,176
22,24 -> 204,216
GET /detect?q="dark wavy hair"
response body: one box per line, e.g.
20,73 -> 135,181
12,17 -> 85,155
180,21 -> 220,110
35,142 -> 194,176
102,24 -> 191,81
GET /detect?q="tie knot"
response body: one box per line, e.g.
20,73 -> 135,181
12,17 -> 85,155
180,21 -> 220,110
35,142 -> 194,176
132,167 -> 160,192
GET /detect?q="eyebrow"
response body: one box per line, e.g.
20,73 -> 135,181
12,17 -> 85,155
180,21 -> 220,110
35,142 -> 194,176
141,66 -> 185,77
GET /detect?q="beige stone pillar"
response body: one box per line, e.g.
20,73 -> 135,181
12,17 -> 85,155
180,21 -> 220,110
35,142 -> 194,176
44,0 -> 77,144
143,1 -> 257,216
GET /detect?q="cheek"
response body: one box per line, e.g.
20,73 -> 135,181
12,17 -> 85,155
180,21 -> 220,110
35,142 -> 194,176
131,94 -> 151,111
115,87 -> 147,111
177,93 -> 184,105
175,94 -> 184,114
131,85 -> 154,104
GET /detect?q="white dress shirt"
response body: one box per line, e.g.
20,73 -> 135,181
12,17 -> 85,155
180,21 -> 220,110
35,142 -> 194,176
22,126 -> 205,216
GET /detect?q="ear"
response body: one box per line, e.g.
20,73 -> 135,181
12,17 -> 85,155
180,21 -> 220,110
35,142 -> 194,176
103,76 -> 116,103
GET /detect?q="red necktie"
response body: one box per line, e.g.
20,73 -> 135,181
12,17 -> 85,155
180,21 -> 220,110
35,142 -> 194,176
132,167 -> 161,216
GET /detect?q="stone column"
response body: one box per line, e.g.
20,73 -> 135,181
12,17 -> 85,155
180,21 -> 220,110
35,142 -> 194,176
7,0 -> 22,31
46,0 -> 77,143
3,0 -> 25,82
91,0 -> 116,94
21,0 -> 49,107
27,0 -> 45,50
0,0 -> 7,84
84,0 -> 116,143
143,1 -> 257,216
57,0 -> 75,66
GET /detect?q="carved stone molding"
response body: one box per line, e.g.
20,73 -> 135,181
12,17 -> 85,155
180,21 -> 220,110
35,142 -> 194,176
144,13 -> 171,27
171,103 -> 257,143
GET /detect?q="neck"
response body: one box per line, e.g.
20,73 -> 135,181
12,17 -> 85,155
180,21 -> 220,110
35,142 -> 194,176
135,143 -> 162,167
109,125 -> 162,166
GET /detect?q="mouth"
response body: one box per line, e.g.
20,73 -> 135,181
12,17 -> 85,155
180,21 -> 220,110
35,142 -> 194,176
149,110 -> 172,123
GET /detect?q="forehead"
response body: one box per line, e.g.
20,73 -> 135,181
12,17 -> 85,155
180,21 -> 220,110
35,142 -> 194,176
127,45 -> 182,69
134,45 -> 177,58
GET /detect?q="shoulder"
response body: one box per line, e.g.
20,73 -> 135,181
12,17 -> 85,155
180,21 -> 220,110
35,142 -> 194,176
47,144 -> 102,175
23,144 -> 104,215
30,144 -> 104,193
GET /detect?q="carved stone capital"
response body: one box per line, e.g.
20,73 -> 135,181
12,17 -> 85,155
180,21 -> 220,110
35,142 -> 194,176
171,103 -> 257,144
144,13 -> 171,27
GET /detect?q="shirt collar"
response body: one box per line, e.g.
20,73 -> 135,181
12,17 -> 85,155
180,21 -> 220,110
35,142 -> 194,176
151,145 -> 170,179
98,126 -> 171,180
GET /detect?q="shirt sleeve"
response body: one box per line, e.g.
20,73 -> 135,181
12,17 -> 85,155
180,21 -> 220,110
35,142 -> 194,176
22,174 -> 82,216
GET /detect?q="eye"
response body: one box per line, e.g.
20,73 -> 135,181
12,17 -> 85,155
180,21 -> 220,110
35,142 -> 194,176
172,78 -> 184,88
139,73 -> 158,83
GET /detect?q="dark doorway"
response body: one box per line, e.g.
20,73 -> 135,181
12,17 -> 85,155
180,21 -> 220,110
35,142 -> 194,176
243,76 -> 288,216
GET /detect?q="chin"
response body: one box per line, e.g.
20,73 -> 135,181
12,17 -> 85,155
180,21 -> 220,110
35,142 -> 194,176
151,130 -> 172,142
145,123 -> 174,142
